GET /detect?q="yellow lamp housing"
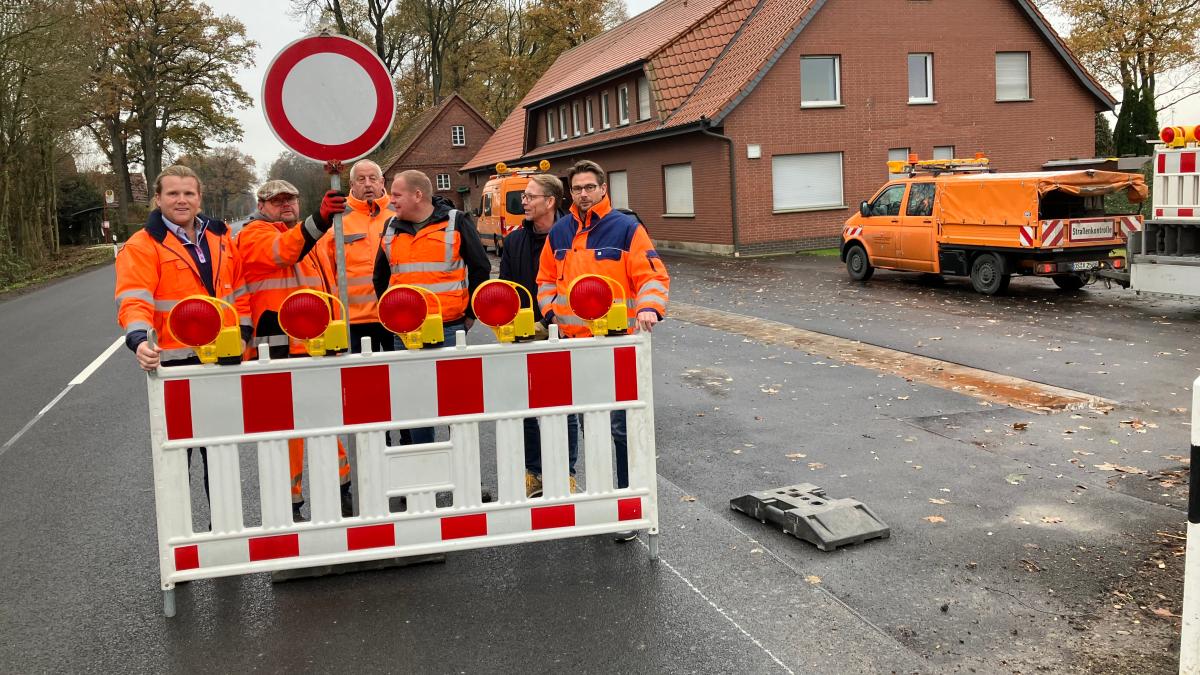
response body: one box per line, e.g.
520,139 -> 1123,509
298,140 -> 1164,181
567,274 -> 629,336
166,295 -> 242,365
470,279 -> 536,343
379,284 -> 444,350
278,290 -> 349,357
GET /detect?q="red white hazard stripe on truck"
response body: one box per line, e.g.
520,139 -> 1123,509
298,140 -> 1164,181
844,226 -> 862,238
1041,221 -> 1065,247
1117,216 -> 1141,237
1157,150 -> 1198,175
1019,225 -> 1037,247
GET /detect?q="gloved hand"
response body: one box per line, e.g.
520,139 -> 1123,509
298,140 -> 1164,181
317,190 -> 347,229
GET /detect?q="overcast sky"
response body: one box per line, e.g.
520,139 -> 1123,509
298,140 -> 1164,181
200,0 -> 1195,181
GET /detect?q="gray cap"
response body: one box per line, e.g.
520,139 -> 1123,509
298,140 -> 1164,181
256,179 -> 300,201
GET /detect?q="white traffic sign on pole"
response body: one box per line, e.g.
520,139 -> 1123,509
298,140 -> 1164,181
261,33 -> 396,317
104,190 -> 115,204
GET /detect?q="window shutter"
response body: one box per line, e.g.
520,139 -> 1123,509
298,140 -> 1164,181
664,164 -> 693,215
772,153 -> 843,211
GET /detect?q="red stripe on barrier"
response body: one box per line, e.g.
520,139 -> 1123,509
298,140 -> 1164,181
1159,154 -> 1166,174
248,533 -> 300,561
347,523 -> 395,550
341,365 -> 391,425
617,497 -> 642,521
164,379 -> 193,440
527,351 -> 573,408
1157,208 -> 1164,217
1182,208 -> 1195,217
531,504 -> 576,530
174,545 -> 199,571
437,358 -> 484,416
441,513 -> 487,540
1183,152 -> 1197,174
614,346 -> 637,401
241,372 -> 294,433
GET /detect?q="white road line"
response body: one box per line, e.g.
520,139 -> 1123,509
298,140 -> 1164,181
1,337 -> 123,454
640,540 -> 796,675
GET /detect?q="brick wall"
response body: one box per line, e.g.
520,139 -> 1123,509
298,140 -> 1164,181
386,99 -> 493,211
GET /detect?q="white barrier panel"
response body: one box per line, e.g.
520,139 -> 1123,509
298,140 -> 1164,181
146,332 -> 659,616
1181,376 -> 1200,674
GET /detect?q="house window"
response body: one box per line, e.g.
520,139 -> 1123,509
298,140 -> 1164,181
996,52 -> 1030,101
559,106 -> 568,139
637,77 -> 651,121
436,174 -> 451,191
888,147 -> 910,179
933,145 -> 955,160
664,163 -> 693,216
451,125 -> 466,146
601,91 -> 611,129
609,170 -> 629,209
585,97 -> 594,133
618,85 -> 630,125
547,111 -> 555,142
800,56 -> 840,106
572,101 -> 581,137
772,152 -> 844,211
908,53 -> 933,103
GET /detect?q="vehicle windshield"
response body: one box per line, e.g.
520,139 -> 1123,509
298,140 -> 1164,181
506,190 -> 525,216
869,184 -> 905,216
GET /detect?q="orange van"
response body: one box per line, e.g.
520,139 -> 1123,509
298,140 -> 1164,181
840,156 -> 1147,294
477,160 -> 551,253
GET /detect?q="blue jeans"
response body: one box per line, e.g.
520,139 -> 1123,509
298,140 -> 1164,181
523,415 -> 579,476
395,321 -> 466,444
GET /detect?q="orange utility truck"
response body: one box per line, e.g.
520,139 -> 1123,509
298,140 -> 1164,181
840,154 -> 1147,294
477,160 -> 551,253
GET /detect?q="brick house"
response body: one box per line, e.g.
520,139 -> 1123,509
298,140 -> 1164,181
378,93 -> 494,211
462,0 -> 1114,255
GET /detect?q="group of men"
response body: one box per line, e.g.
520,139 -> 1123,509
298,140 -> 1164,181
114,157 -> 670,541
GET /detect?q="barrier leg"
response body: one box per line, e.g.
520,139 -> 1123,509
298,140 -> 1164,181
648,532 -> 659,560
308,435 -> 342,523
539,415 -> 570,498
450,423 -> 483,508
163,589 -> 176,618
1182,380 -> 1200,674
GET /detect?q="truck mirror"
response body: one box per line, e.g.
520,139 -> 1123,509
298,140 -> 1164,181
860,201 -> 869,217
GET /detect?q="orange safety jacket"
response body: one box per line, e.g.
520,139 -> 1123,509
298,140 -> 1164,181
536,196 -> 669,338
380,210 -> 471,321
115,210 -> 251,362
236,213 -> 333,355
320,194 -> 392,324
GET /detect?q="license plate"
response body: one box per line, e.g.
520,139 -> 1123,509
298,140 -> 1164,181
1069,221 -> 1114,241
1071,261 -> 1099,271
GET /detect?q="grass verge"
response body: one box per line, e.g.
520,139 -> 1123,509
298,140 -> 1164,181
0,245 -> 115,297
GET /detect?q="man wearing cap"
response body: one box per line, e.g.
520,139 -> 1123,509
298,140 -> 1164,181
237,179 -> 354,520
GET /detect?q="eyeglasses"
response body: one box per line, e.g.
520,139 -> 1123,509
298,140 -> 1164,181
520,192 -> 548,201
570,184 -> 601,194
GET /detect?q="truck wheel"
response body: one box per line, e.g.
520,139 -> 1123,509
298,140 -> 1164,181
970,253 -> 1009,295
1052,274 -> 1086,291
846,245 -> 874,281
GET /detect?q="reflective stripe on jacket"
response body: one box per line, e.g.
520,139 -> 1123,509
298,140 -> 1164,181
321,195 -> 392,324
535,196 -> 669,338
381,210 -> 470,321
115,210 -> 251,354
236,216 -> 332,356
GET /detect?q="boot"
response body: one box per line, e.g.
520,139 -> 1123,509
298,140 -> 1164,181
340,482 -> 354,518
292,501 -> 307,523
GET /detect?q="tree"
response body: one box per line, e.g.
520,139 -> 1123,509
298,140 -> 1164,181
177,146 -> 257,222
1095,113 -> 1115,157
1039,0 -> 1200,154
291,0 -> 418,76
267,152 -> 336,219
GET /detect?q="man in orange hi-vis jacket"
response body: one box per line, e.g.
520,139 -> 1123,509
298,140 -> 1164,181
535,159 -> 670,542
115,165 -> 252,515
236,179 -> 354,520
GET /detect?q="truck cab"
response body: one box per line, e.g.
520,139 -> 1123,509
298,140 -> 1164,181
477,160 -> 551,253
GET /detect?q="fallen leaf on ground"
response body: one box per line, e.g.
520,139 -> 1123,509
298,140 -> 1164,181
1152,607 -> 1179,618
897,395 -> 910,400
1162,454 -> 1190,464
1094,463 -> 1147,475
923,515 -> 946,523
929,498 -> 951,505
785,453 -> 807,460
1072,450 -> 1094,456
1120,418 -> 1148,430
1005,473 -> 1027,485
1041,516 -> 1064,524
1011,422 -> 1028,431
805,575 -> 821,585
681,495 -> 697,502
807,462 -> 826,470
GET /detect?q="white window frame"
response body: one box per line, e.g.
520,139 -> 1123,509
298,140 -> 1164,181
888,147 -> 910,179
585,97 -> 594,133
800,55 -> 841,107
996,52 -> 1031,101
608,170 -> 629,210
547,111 -> 555,142
908,53 -> 933,104
933,145 -> 955,160
618,85 -> 630,125
559,105 -> 568,139
771,152 -> 844,212
663,163 -> 694,216
637,77 -> 651,121
451,125 -> 466,146
572,101 -> 581,137
436,173 -> 451,191
601,91 -> 611,129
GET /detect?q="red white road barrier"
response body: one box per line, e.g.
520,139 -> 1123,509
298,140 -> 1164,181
1181,377 -> 1200,673
1154,148 -> 1200,223
147,330 -> 659,617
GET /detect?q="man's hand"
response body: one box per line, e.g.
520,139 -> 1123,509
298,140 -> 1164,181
635,310 -> 659,333
136,341 -> 163,371
318,190 -> 347,228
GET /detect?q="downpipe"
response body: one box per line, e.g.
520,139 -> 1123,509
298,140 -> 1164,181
699,117 -> 740,256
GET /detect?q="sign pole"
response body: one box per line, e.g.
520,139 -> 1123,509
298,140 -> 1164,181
330,170 -> 350,322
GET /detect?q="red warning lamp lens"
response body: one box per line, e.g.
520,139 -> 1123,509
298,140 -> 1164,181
1161,127 -> 1176,144
569,276 -> 613,321
474,283 -> 520,327
379,287 -> 428,334
168,298 -> 222,347
279,292 -> 330,340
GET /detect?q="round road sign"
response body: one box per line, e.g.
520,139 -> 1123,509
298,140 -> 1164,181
262,34 -> 396,163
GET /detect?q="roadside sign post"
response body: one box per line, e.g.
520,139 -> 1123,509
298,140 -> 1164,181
261,31 -> 396,318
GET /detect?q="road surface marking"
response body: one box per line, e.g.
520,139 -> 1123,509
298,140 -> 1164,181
670,302 -> 1114,414
2,337 -> 123,454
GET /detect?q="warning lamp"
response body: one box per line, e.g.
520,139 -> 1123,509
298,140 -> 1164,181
379,284 -> 444,349
1161,126 -> 1184,147
279,290 -> 348,357
471,279 -> 535,343
567,274 -> 628,336
1111,256 -> 1126,270
495,162 -> 508,174
538,159 -> 551,171
907,152 -> 919,164
166,295 -> 241,364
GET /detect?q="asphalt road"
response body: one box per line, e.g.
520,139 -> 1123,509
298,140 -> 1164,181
0,255 -> 1193,673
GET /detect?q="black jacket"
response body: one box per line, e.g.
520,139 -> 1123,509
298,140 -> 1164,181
498,219 -> 552,322
371,195 -> 491,319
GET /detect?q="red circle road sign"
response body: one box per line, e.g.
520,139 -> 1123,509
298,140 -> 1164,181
262,35 -> 396,162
